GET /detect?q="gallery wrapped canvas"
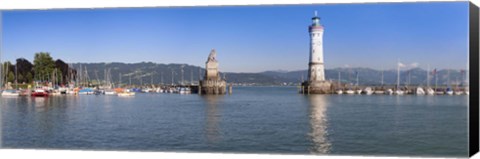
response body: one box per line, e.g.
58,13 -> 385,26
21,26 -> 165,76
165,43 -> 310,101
0,0 -> 478,158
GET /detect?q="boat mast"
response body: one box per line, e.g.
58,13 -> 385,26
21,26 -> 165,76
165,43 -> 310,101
338,71 -> 341,85
356,72 -> 359,86
161,71 -> 164,85
381,69 -> 384,86
407,70 -> 411,88
94,69 -> 99,86
181,65 -> 184,85
171,69 -> 174,86
427,65 -> 430,88
435,69 -> 438,91
119,73 -> 122,88
15,62 -> 18,89
103,67 -> 106,87
447,69 -> 450,87
85,66 -> 89,87
397,60 -> 400,90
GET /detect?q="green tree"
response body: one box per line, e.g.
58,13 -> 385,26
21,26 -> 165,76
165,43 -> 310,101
2,62 -> 12,82
7,71 -> 14,83
26,72 -> 33,83
33,52 -> 56,82
18,74 -> 24,83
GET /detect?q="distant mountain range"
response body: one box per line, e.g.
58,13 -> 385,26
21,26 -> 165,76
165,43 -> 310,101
71,62 -> 468,86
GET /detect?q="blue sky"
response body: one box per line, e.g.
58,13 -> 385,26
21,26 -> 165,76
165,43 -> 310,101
0,2 -> 469,72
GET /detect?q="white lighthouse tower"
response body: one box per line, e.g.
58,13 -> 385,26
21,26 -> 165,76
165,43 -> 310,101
308,11 -> 325,82
302,11 -> 331,94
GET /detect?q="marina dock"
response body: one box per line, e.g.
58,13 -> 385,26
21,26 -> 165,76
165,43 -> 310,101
300,83 -> 469,95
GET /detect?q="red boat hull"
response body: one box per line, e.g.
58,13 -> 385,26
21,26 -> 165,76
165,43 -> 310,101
31,92 -> 49,97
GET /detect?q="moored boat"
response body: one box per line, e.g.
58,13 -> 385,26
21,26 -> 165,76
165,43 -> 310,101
445,88 -> 454,95
374,90 -> 384,94
335,89 -> 343,94
363,87 -> 373,95
425,87 -> 435,95
1,89 -> 19,97
435,90 -> 444,95
415,87 -> 425,95
394,89 -> 404,95
118,92 -> 135,97
31,89 -> 49,97
355,89 -> 362,94
454,90 -> 464,95
386,89 -> 394,95
345,89 -> 355,95
156,88 -> 164,93
78,88 -> 94,95
179,87 -> 192,94
51,90 -> 62,96
105,89 -> 117,95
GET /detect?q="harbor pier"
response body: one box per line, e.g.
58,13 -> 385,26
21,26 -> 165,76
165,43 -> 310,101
300,82 -> 469,95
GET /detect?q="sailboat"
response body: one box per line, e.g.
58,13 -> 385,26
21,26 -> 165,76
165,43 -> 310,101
433,68 -> 444,95
345,88 -> 354,94
354,71 -> 362,94
415,87 -> 425,95
104,68 -> 117,95
425,65 -> 435,95
453,70 -> 465,95
386,88 -> 394,95
335,89 -> 344,94
374,70 -> 385,95
335,71 -> 343,94
363,87 -> 373,95
444,70 -> 453,95
345,71 -> 356,95
1,89 -> 19,96
426,87 -> 435,95
1,63 -> 18,97
355,89 -> 362,94
446,88 -> 454,95
374,89 -> 384,95
395,61 -> 404,95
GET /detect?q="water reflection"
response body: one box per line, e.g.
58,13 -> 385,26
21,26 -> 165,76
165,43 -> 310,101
307,95 -> 331,154
201,95 -> 223,144
33,97 -> 48,109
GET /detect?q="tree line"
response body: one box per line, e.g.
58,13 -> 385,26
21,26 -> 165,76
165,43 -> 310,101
2,52 -> 76,85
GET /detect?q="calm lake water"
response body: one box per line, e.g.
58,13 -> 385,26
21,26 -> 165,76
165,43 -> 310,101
0,87 -> 468,157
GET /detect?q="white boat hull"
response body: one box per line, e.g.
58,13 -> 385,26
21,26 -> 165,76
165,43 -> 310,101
345,90 -> 355,94
118,92 -> 135,97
